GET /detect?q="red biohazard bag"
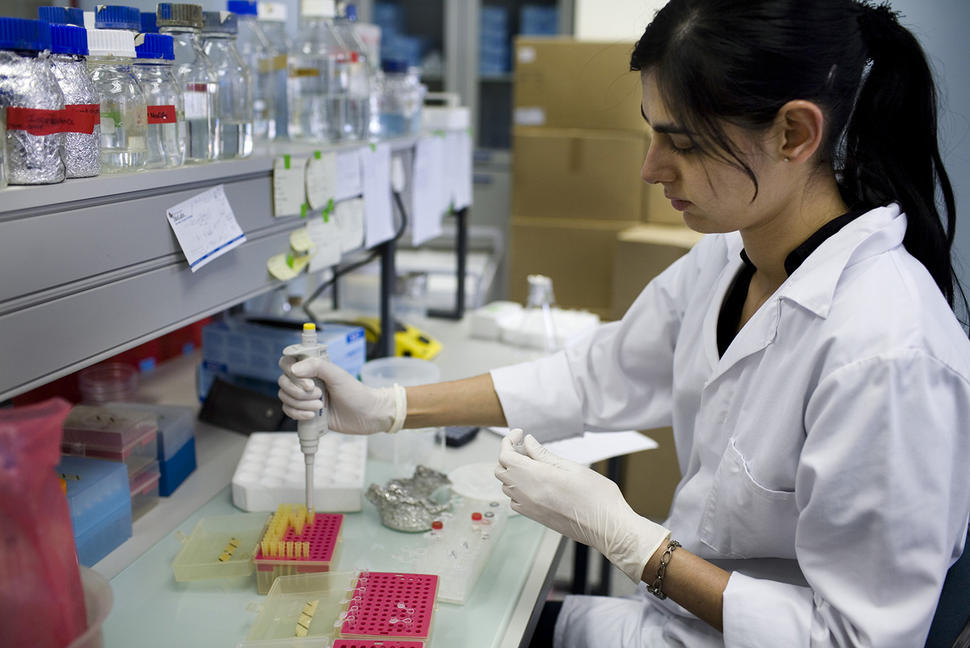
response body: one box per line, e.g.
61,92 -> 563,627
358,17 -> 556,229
0,398 -> 87,647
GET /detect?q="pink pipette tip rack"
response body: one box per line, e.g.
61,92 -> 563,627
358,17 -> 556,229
337,572 -> 438,642
331,641 -> 426,648
252,505 -> 344,594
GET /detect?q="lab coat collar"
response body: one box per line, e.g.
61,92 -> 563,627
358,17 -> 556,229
775,204 -> 905,318
702,204 -> 904,383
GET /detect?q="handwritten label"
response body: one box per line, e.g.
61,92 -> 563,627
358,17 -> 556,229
165,185 -> 246,272
273,155 -> 307,217
147,104 -> 177,124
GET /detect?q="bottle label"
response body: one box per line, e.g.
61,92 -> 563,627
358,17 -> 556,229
289,67 -> 319,78
147,104 -> 177,124
183,91 -> 208,120
6,107 -> 71,136
63,104 -> 101,134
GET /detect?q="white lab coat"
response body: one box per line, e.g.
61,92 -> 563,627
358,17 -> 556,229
491,205 -> 970,647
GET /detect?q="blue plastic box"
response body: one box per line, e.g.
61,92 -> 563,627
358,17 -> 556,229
202,318 -> 367,386
57,454 -> 132,567
108,403 -> 197,496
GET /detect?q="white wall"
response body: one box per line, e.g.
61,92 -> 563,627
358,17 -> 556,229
575,0 -> 667,41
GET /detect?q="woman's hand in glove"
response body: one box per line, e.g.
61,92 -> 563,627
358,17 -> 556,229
277,356 -> 405,435
495,429 -> 670,583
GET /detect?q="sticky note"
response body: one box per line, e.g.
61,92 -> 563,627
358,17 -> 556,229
289,227 -> 316,254
267,252 -> 309,280
333,197 -> 365,253
273,155 -> 307,217
306,150 -> 337,210
307,214 -> 341,272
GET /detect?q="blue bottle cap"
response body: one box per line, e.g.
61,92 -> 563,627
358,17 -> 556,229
227,1 -> 258,16
38,6 -> 85,27
141,12 -> 158,33
202,11 -> 238,34
94,5 -> 142,31
345,4 -> 357,21
135,32 -> 174,60
49,23 -> 88,56
0,17 -> 52,52
381,58 -> 408,74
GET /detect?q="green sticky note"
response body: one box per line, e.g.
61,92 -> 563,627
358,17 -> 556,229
314,150 -> 321,159
369,142 -> 377,152
300,203 -> 308,218
283,154 -> 291,169
286,253 -> 294,268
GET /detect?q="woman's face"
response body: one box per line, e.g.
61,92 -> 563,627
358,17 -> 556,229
640,71 -> 789,235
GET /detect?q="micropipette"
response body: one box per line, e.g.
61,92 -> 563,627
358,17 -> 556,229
282,323 -> 329,511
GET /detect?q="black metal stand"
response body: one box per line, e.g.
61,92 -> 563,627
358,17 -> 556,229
378,236 -> 396,358
571,455 -> 624,595
427,207 -> 469,320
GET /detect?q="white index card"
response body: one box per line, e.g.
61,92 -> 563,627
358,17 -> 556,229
411,136 -> 444,245
361,142 -> 395,248
306,150 -> 337,210
306,214 -> 342,272
335,147 -> 363,200
447,130 -> 473,210
333,198 -> 365,252
273,154 -> 307,216
166,185 -> 246,272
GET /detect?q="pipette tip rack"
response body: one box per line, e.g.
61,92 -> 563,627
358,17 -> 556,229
253,504 -> 344,594
337,571 -> 438,641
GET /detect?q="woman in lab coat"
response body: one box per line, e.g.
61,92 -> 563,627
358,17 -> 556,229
278,0 -> 970,645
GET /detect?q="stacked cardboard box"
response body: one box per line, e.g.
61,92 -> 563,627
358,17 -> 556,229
508,38 -> 684,314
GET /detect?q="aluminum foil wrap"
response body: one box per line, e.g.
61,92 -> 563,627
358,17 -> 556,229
0,107 -> 6,189
50,55 -> 100,178
0,51 -> 65,185
366,465 -> 453,532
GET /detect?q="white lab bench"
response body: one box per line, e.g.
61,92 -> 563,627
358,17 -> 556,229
93,316 -> 566,648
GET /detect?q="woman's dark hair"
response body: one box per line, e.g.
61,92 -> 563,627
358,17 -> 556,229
630,0 -> 961,308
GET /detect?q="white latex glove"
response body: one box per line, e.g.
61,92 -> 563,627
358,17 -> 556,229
495,429 -> 670,583
277,356 -> 406,435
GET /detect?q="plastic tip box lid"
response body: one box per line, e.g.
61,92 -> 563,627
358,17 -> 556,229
104,402 -> 195,461
57,454 -> 131,540
62,405 -> 159,454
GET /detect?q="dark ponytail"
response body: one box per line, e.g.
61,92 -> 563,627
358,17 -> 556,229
630,0 -> 963,310
845,4 -> 957,305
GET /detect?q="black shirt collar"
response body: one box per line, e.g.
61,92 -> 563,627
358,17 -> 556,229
739,208 -> 865,276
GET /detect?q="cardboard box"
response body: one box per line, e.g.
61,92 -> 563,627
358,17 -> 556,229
514,38 -> 646,132
508,217 -> 633,314
512,128 -> 646,221
611,224 -> 703,320
622,428 -> 682,521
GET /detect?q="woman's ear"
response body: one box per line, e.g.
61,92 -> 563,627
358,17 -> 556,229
775,100 -> 826,163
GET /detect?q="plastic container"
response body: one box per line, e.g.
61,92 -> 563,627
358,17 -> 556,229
0,17 -> 66,185
288,0 -> 348,142
360,358 -> 439,467
78,362 -> 139,404
86,28 -> 148,171
61,404 -> 159,480
202,11 -> 253,158
232,432 -> 366,512
66,566 -> 115,648
241,570 -> 438,644
107,402 -> 197,496
157,2 -> 219,161
46,22 -> 102,178
133,32 -> 186,168
171,511 -> 269,581
57,454 -> 133,567
129,458 -> 160,520
253,507 -> 345,594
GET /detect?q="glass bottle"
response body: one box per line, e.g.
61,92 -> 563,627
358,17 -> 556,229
45,22 -> 101,178
288,0 -> 348,142
86,28 -> 148,171
333,3 -> 369,140
133,33 -> 185,168
256,2 -> 290,140
202,11 -> 253,158
0,18 -> 65,184
156,3 -> 219,162
227,1 -> 266,138
377,58 -> 425,138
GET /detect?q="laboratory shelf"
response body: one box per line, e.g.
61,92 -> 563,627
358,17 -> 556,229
0,138 -> 417,402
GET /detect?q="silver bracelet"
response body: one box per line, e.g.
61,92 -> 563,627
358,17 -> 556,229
647,539 -> 681,600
